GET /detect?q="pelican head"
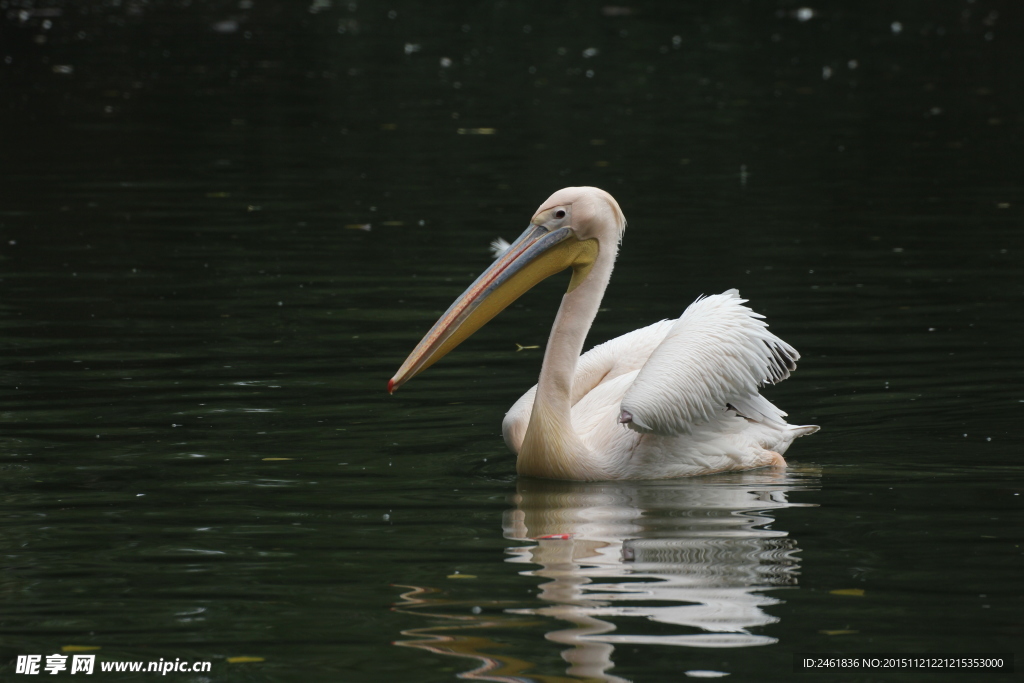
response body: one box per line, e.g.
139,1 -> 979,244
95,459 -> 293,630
389,187 -> 625,393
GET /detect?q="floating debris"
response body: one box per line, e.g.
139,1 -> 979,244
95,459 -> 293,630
830,588 -> 865,597
490,237 -> 510,258
819,630 -> 859,636
345,223 -> 372,231
226,657 -> 264,664
457,127 -> 496,135
515,343 -> 539,352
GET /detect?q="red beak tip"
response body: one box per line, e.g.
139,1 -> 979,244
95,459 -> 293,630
387,378 -> 395,394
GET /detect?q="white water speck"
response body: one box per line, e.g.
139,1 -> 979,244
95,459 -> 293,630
211,20 -> 239,33
891,21 -> 903,34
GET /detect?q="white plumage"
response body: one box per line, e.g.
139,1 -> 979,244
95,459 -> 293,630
391,186 -> 817,480
489,237 -> 511,259
502,289 -> 818,480
622,289 -> 796,434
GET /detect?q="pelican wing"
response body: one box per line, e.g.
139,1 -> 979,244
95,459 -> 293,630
570,318 -> 676,404
620,290 -> 799,435
502,319 -> 676,452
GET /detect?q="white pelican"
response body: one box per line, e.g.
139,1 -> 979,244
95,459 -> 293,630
389,187 -> 818,480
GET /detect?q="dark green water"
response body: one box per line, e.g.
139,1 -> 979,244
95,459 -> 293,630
1,1 -> 1022,681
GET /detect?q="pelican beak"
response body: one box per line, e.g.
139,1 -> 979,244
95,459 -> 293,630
388,224 -> 598,393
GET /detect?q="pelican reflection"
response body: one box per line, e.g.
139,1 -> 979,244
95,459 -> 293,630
396,467 -> 818,682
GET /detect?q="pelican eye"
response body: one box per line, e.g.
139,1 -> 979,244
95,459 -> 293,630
555,210 -> 566,219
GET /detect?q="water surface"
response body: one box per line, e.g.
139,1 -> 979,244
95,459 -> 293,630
1,1 -> 1022,681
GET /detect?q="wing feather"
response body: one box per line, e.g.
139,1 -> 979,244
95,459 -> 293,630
620,289 -> 801,435
502,319 -> 675,452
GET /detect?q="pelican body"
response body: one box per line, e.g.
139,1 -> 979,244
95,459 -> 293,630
389,187 -> 817,480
